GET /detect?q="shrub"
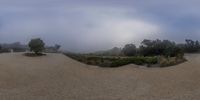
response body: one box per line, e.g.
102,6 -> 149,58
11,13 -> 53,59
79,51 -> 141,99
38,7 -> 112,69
158,56 -> 186,67
64,53 -> 185,68
159,56 -> 169,67
109,57 -> 158,67
145,57 -> 158,64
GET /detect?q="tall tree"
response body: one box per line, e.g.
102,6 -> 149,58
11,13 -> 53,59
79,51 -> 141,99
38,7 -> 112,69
122,44 -> 137,56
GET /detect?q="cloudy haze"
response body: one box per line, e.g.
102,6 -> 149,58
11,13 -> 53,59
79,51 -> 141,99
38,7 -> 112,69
0,0 -> 200,52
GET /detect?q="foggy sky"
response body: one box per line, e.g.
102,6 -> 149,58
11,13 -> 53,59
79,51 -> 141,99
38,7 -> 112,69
0,0 -> 200,52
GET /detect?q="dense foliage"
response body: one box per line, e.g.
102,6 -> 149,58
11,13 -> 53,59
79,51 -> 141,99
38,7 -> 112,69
122,44 -> 137,56
65,53 -> 158,67
28,38 -> 45,54
139,39 -> 183,57
120,39 -> 200,57
184,39 -> 200,53
65,39 -> 200,67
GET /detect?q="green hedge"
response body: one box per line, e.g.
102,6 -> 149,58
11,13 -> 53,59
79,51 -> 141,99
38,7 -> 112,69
109,57 -> 158,67
64,53 -> 158,67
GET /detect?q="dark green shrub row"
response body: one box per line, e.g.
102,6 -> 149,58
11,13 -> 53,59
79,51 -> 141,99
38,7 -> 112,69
110,57 -> 158,67
65,53 -> 158,67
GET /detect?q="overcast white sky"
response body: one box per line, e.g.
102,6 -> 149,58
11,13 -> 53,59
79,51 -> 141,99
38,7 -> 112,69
0,0 -> 200,52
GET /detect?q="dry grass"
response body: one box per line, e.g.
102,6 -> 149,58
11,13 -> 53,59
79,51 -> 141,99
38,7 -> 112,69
0,53 -> 199,100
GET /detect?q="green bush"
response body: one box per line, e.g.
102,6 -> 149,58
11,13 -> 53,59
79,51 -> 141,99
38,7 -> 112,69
110,59 -> 130,67
145,57 -> 158,64
65,53 -> 181,68
109,56 -> 158,67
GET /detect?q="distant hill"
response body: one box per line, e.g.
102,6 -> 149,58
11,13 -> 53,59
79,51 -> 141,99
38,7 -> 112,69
91,47 -> 123,56
1,42 -> 28,52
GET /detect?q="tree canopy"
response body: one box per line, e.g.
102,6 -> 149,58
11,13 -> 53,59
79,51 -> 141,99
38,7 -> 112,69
122,44 -> 137,56
28,38 -> 45,54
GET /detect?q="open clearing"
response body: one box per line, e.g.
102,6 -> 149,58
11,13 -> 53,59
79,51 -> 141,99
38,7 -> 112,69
0,53 -> 199,100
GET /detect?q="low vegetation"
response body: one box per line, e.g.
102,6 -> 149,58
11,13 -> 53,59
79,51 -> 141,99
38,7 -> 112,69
0,38 -> 196,67
64,53 -> 157,67
65,39 -> 199,68
158,56 -> 187,67
65,53 -> 187,67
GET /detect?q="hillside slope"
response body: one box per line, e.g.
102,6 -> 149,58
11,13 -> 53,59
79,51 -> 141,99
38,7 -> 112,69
0,53 -> 199,100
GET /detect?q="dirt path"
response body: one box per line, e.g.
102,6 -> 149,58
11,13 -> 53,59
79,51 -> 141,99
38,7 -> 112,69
0,53 -> 199,100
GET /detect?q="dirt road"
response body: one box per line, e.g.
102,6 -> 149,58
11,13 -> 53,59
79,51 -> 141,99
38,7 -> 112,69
0,53 -> 199,100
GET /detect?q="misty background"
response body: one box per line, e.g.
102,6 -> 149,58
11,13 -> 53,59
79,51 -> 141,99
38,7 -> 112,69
0,0 -> 200,52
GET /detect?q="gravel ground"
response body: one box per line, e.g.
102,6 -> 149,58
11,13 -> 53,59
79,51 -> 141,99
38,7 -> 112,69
0,53 -> 199,100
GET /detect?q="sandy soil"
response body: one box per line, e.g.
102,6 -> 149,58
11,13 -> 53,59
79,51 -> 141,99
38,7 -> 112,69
0,53 -> 199,100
